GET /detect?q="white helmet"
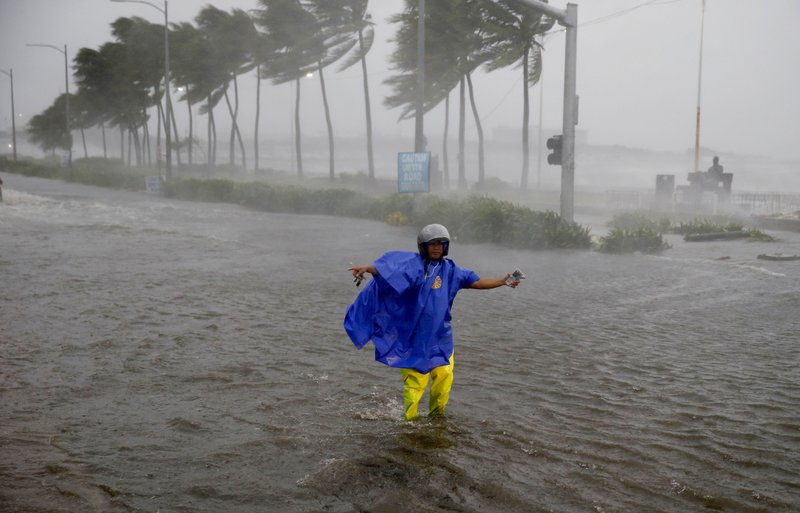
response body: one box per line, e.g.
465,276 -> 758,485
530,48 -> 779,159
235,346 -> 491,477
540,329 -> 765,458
417,224 -> 450,257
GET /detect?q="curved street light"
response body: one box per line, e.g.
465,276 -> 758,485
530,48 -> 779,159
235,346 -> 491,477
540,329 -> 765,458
0,68 -> 16,161
26,43 -> 71,166
110,0 -> 172,179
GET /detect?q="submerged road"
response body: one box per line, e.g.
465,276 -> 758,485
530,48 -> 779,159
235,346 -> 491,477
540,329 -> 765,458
1,175 -> 799,512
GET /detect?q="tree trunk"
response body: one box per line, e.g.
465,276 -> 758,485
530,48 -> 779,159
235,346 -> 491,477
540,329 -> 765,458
207,95 -> 213,167
318,63 -> 335,180
120,125 -> 124,162
254,66 -> 260,173
154,85 -> 162,171
209,98 -> 217,168
101,121 -> 107,159
80,127 -> 88,159
227,85 -> 235,166
458,76 -> 466,189
158,96 -> 167,126
156,92 -> 162,171
223,86 -> 246,171
169,101 -> 183,168
295,78 -> 303,178
358,29 -> 375,180
233,74 -> 246,171
443,92 -> 450,189
132,126 -> 142,167
521,44 -> 530,189
186,84 -> 193,166
142,109 -> 151,168
466,72 -> 485,187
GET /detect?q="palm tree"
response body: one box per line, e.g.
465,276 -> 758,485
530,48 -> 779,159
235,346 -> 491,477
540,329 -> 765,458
386,0 -> 489,188
28,94 -> 73,156
170,21 -> 224,167
255,0 -> 324,178
195,6 -> 259,171
109,17 -> 173,167
71,91 -> 95,159
306,0 -> 376,180
73,47 -> 115,159
483,0 -> 554,189
74,40 -> 150,166
250,32 -> 275,173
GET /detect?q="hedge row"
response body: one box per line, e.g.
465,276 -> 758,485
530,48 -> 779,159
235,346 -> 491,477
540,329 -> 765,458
1,157 -> 593,250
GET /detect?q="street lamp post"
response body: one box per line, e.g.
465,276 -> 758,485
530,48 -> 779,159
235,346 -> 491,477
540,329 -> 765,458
693,0 -> 706,175
111,0 -> 172,179
0,68 -> 16,161
26,44 -> 71,165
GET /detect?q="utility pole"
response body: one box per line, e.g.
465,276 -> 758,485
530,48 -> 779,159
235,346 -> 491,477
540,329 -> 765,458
536,35 -> 544,189
64,44 -> 71,166
693,0 -> 706,174
0,68 -> 16,161
509,0 -> 578,221
414,0 -> 425,152
164,0 -> 172,179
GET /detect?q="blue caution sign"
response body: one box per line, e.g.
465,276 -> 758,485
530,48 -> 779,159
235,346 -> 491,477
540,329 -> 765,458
145,175 -> 162,194
397,152 -> 431,193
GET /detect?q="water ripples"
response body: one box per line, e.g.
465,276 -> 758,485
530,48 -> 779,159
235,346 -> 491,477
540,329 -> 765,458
1,176 -> 799,512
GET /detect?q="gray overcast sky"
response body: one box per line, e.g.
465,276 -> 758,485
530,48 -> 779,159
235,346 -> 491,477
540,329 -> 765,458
1,0 -> 799,161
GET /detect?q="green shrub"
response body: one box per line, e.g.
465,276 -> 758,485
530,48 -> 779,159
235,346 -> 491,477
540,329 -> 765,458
747,229 -> 776,242
1,155 -> 146,189
367,193 -> 414,220
609,212 -> 671,234
673,218 -> 743,235
2,157 -> 593,251
596,227 -> 670,254
417,195 -> 591,250
0,156 -> 58,178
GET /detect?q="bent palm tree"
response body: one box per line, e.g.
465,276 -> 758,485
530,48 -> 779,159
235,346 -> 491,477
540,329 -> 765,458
195,6 -> 259,171
308,0 -> 376,180
28,94 -> 73,155
170,21 -> 225,167
484,0 -> 554,189
386,0 -> 490,188
255,0 -> 323,178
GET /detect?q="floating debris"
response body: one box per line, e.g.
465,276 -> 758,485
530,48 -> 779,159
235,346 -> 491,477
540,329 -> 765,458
756,254 -> 800,261
684,231 -> 750,242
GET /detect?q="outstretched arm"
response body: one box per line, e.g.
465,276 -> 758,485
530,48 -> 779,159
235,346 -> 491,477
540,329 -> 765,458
349,264 -> 378,286
470,273 -> 518,289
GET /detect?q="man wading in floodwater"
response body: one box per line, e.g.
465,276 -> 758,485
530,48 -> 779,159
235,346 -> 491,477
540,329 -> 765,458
344,224 -> 521,420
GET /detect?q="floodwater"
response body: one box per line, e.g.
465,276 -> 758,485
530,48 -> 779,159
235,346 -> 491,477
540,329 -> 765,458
1,174 -> 798,513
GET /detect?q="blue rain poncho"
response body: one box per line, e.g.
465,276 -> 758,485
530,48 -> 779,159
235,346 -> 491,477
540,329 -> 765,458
344,251 -> 480,373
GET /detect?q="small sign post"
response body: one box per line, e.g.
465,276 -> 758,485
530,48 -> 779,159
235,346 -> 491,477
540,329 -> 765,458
397,152 -> 431,193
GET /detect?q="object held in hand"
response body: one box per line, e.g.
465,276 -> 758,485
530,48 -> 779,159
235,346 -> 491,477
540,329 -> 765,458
506,268 -> 525,286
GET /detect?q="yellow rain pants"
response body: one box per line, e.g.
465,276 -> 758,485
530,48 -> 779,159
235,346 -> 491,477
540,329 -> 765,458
400,354 -> 454,420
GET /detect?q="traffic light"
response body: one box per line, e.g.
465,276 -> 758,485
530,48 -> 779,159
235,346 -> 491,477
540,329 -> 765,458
546,134 -> 563,165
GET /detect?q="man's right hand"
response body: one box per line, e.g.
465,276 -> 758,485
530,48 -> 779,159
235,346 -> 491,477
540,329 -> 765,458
348,264 -> 377,287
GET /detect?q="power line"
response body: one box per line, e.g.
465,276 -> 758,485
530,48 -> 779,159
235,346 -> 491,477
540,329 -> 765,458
541,0 -> 686,39
480,31 -> 558,123
581,0 -> 687,28
478,0 -> 687,122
